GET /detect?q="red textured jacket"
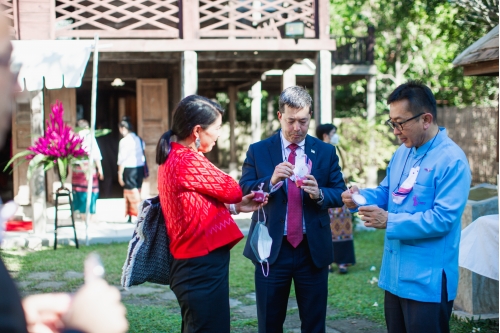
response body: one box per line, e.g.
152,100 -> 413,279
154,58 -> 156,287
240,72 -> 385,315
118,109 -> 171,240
158,142 -> 244,259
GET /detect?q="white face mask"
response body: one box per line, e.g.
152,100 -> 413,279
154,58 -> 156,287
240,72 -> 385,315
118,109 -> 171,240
249,208 -> 272,277
330,133 -> 340,145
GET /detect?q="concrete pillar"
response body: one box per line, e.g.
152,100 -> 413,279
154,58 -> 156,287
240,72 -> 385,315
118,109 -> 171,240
181,51 -> 197,98
250,81 -> 262,143
314,50 -> 332,124
331,85 -> 336,121
282,68 -> 296,91
30,91 -> 47,235
266,94 -> 275,137
228,85 -> 238,178
366,75 -> 377,188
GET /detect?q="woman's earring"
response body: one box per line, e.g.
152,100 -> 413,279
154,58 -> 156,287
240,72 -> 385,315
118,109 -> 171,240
195,137 -> 201,149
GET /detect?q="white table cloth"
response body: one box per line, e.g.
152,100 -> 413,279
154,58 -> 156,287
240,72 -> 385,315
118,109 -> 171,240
459,214 -> 499,281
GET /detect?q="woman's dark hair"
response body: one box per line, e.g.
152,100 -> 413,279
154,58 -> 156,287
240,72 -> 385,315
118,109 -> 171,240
156,95 -> 225,165
315,123 -> 336,140
119,116 -> 134,132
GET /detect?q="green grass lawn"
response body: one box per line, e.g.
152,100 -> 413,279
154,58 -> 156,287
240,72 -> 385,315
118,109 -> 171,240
1,230 -> 498,333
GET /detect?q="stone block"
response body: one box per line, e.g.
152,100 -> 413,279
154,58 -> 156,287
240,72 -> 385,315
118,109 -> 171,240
461,183 -> 498,230
456,183 -> 498,316
455,266 -> 499,315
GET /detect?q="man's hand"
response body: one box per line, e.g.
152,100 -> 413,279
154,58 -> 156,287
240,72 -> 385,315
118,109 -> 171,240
270,162 -> 294,185
236,192 -> 269,213
341,185 -> 359,209
301,174 -> 321,200
358,205 -> 388,229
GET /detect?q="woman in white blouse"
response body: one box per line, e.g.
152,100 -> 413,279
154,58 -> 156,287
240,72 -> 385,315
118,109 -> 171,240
117,117 -> 145,222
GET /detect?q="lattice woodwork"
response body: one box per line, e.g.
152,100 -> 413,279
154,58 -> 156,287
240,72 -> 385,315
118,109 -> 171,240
199,0 -> 315,39
54,0 -> 179,39
1,0 -> 18,39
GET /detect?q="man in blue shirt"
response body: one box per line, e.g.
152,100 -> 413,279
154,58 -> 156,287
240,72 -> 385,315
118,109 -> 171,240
342,81 -> 471,333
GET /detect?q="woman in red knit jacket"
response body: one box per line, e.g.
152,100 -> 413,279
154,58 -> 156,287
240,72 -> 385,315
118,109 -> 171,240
156,95 -> 266,333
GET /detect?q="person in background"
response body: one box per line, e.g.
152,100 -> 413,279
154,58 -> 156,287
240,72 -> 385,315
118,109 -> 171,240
342,81 -> 471,333
239,86 -> 346,333
117,117 -> 145,222
71,119 -> 103,222
315,123 -> 356,274
0,14 -> 128,333
156,95 -> 267,333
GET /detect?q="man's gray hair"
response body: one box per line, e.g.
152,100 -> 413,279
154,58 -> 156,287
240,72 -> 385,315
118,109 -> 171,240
279,86 -> 313,113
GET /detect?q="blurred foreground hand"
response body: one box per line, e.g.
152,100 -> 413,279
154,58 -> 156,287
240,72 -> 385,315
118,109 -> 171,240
23,279 -> 128,333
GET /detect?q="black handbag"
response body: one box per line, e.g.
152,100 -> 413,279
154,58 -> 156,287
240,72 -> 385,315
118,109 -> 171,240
121,196 -> 173,287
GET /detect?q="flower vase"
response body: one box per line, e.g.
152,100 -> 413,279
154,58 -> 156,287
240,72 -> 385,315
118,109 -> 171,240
55,160 -> 69,191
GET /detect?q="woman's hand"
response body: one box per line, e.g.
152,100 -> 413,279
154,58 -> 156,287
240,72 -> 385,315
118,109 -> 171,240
236,192 -> 269,213
118,174 -> 125,187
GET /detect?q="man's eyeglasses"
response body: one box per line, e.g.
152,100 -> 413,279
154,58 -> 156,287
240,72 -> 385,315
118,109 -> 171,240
385,113 -> 425,131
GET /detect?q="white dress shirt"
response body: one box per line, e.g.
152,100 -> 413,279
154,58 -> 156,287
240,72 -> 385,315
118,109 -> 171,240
117,132 -> 145,168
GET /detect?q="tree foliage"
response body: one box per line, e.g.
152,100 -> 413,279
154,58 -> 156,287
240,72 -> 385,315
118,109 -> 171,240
331,0 -> 499,119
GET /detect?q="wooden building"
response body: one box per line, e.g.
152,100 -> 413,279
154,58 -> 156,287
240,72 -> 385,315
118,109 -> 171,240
453,24 -> 499,76
1,0 -> 375,213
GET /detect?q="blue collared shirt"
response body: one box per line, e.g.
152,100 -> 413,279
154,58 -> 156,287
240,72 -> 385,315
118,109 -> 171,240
359,127 -> 471,302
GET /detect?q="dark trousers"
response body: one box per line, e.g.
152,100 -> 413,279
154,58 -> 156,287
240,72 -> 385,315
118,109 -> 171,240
254,235 -> 329,333
385,272 -> 454,333
169,246 -> 230,333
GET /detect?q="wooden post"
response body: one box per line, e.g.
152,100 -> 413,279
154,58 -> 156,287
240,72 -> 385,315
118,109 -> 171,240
367,25 -> 375,65
18,0 -> 53,39
181,51 -> 197,98
179,0 -> 200,39
228,85 -> 237,178
366,75 -> 377,187
250,81 -> 262,143
314,50 -> 332,124
315,0 -> 330,40
282,68 -> 296,91
30,90 -> 47,235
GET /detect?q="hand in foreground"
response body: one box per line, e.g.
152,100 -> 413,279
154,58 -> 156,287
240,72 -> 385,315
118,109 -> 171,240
270,161 -> 294,185
341,185 -> 360,209
236,192 -> 269,213
301,174 -> 321,200
358,205 -> 388,229
23,293 -> 72,333
64,279 -> 128,333
118,176 -> 125,187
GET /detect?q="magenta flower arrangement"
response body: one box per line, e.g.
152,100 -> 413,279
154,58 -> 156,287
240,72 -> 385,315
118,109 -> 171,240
4,101 -> 88,186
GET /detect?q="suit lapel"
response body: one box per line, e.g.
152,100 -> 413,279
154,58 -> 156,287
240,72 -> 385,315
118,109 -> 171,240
266,132 -> 286,195
266,132 -> 284,168
304,135 -> 317,171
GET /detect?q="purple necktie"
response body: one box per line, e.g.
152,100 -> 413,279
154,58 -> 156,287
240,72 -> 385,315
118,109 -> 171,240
287,143 -> 303,248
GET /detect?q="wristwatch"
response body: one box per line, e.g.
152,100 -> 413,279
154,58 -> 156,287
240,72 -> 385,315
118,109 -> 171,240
314,189 -> 324,202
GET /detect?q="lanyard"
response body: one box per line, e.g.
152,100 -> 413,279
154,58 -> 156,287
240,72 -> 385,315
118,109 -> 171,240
394,130 -> 439,191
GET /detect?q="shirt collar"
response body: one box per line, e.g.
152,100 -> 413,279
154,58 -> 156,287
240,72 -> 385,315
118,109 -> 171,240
412,127 -> 447,155
280,130 -> 305,149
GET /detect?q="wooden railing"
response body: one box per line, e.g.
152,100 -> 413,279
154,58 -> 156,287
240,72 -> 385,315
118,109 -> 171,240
54,0 -> 180,39
198,0 -> 315,39
52,0 -> 323,40
332,26 -> 375,65
0,0 -> 18,39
